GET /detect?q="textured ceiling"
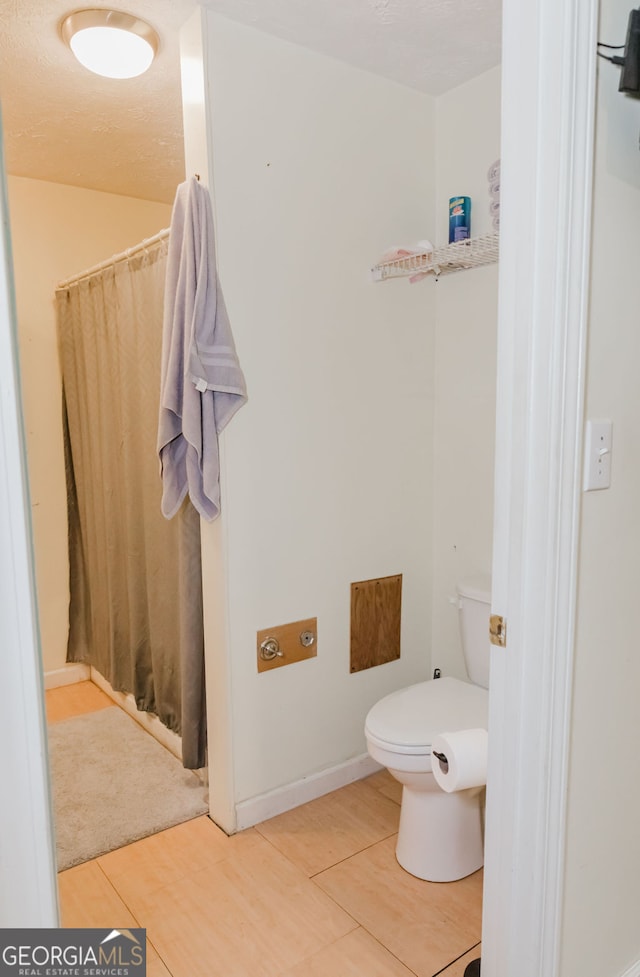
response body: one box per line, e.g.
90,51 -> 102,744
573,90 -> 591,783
0,0 -> 501,204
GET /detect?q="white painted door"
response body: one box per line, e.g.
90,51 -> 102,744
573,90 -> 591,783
0,115 -> 59,925
481,0 -> 598,975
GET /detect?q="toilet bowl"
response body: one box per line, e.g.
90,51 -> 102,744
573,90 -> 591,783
364,575 -> 491,883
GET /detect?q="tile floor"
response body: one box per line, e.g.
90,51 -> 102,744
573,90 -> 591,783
48,682 -> 482,977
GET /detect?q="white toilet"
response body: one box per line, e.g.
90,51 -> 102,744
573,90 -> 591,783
364,575 -> 491,883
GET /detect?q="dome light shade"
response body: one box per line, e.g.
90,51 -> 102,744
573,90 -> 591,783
61,9 -> 159,79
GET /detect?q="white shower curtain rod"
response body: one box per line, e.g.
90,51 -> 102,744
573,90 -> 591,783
56,227 -> 170,290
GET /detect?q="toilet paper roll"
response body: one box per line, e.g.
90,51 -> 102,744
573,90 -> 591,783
487,159 -> 501,183
431,729 -> 488,793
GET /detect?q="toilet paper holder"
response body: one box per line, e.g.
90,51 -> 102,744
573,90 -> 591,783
432,750 -> 449,771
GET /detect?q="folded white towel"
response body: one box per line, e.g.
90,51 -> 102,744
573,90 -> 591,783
158,176 -> 247,521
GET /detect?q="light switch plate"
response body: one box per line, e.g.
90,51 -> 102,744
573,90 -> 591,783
583,420 -> 612,491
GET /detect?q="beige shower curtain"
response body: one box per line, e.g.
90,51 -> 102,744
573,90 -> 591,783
56,239 -> 206,769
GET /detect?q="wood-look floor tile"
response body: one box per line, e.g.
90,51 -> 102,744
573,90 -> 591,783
255,780 -> 400,876
135,832 -> 358,977
146,943 -> 172,977
364,769 -> 403,805
279,927 -> 415,977
58,860 -> 139,928
438,945 -> 482,977
58,860 -> 171,976
315,835 -> 483,977
98,815 -> 261,917
46,681 -> 114,724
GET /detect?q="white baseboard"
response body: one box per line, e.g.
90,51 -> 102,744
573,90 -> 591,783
235,753 -> 383,831
44,663 -> 90,689
89,666 -> 184,764
620,959 -> 640,977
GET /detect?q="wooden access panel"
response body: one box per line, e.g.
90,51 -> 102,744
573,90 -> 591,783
350,574 -> 402,673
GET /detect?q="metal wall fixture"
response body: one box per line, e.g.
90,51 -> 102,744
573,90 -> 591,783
256,618 -> 318,672
259,637 -> 283,661
259,628 -> 317,660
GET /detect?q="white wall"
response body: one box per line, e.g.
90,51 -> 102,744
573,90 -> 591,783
560,2 -> 640,974
431,68 -> 501,678
202,14 -> 436,803
7,177 -> 172,672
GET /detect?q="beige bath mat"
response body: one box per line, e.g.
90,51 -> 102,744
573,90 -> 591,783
48,706 -> 208,871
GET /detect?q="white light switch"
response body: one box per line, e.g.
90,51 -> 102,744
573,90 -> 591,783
583,420 -> 612,491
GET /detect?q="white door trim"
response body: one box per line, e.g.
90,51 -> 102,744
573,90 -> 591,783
179,8 -> 237,834
482,0 -> 598,975
0,139 -> 59,925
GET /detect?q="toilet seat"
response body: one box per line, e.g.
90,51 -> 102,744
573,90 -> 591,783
365,676 -> 488,756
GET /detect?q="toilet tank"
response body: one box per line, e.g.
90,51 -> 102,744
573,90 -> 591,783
457,574 -> 492,689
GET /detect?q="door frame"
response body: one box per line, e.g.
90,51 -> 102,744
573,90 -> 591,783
482,0 -> 598,974
0,124 -> 59,925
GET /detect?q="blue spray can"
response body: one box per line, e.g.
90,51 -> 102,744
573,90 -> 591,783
449,196 -> 471,243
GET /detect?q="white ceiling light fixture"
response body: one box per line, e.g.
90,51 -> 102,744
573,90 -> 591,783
60,9 -> 159,79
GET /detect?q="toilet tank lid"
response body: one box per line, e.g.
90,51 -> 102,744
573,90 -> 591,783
457,574 -> 491,602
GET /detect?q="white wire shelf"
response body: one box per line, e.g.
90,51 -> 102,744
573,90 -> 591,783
371,232 -> 499,282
